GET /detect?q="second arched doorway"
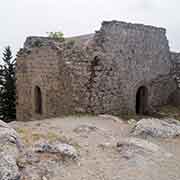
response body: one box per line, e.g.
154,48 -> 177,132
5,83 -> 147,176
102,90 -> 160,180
136,86 -> 148,115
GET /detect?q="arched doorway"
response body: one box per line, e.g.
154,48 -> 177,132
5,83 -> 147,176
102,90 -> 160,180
34,86 -> 42,114
136,86 -> 148,115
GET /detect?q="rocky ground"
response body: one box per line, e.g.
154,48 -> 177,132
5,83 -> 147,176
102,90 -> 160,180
1,113 -> 180,180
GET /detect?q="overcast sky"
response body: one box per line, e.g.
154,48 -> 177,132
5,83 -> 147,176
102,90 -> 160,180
0,0 -> 179,58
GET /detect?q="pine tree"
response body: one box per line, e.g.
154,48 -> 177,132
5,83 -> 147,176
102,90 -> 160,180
0,46 -> 16,122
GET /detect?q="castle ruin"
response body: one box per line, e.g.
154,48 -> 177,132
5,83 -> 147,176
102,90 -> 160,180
16,21 -> 180,121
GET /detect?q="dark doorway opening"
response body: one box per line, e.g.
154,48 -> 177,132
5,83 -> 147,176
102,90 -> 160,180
136,86 -> 148,115
34,86 -> 42,114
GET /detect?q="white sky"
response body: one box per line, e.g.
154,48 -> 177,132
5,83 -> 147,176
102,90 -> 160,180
0,0 -> 180,58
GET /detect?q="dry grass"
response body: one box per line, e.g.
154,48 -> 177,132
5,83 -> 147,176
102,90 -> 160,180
121,112 -> 149,121
157,105 -> 180,120
120,105 -> 180,121
16,127 -> 68,146
16,128 -> 45,145
121,112 -> 137,120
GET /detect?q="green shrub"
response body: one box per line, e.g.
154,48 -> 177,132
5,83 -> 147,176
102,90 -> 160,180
47,31 -> 65,41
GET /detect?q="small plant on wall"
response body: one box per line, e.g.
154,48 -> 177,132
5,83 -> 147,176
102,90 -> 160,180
47,31 -> 65,42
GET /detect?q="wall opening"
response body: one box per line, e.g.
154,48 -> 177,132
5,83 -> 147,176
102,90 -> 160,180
34,86 -> 42,114
136,86 -> 148,115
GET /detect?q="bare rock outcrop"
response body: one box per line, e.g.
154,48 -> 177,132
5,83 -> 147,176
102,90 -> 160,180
0,152 -> 20,180
34,142 -> 78,160
132,118 -> 180,138
0,120 -> 23,180
0,120 -> 23,151
117,137 -> 172,160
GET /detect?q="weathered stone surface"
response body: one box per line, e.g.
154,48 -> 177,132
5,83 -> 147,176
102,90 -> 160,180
0,121 -> 23,180
3,116 -> 180,180
34,142 -> 78,159
117,137 -> 172,159
132,118 -> 180,138
0,152 -> 20,180
0,120 -> 23,152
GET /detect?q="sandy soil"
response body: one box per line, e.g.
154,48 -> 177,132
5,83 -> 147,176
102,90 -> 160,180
10,115 -> 180,180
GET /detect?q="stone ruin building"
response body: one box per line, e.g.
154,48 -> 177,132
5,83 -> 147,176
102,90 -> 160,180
16,20 -> 180,121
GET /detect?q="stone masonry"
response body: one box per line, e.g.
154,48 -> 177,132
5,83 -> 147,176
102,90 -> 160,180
16,20 -> 179,121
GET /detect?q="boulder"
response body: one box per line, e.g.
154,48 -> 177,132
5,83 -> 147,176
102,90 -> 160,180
117,137 -> 172,160
34,142 -> 78,159
0,120 -> 23,151
0,152 -> 20,180
132,118 -> 180,138
0,120 -> 23,180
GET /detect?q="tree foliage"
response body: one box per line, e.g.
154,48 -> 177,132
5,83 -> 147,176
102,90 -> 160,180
0,46 -> 16,122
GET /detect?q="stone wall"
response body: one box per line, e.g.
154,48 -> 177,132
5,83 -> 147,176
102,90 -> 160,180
171,52 -> 180,76
17,46 -> 60,121
87,21 -> 176,114
169,52 -> 180,105
16,38 -> 76,121
16,37 -> 93,121
16,21 -> 178,121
